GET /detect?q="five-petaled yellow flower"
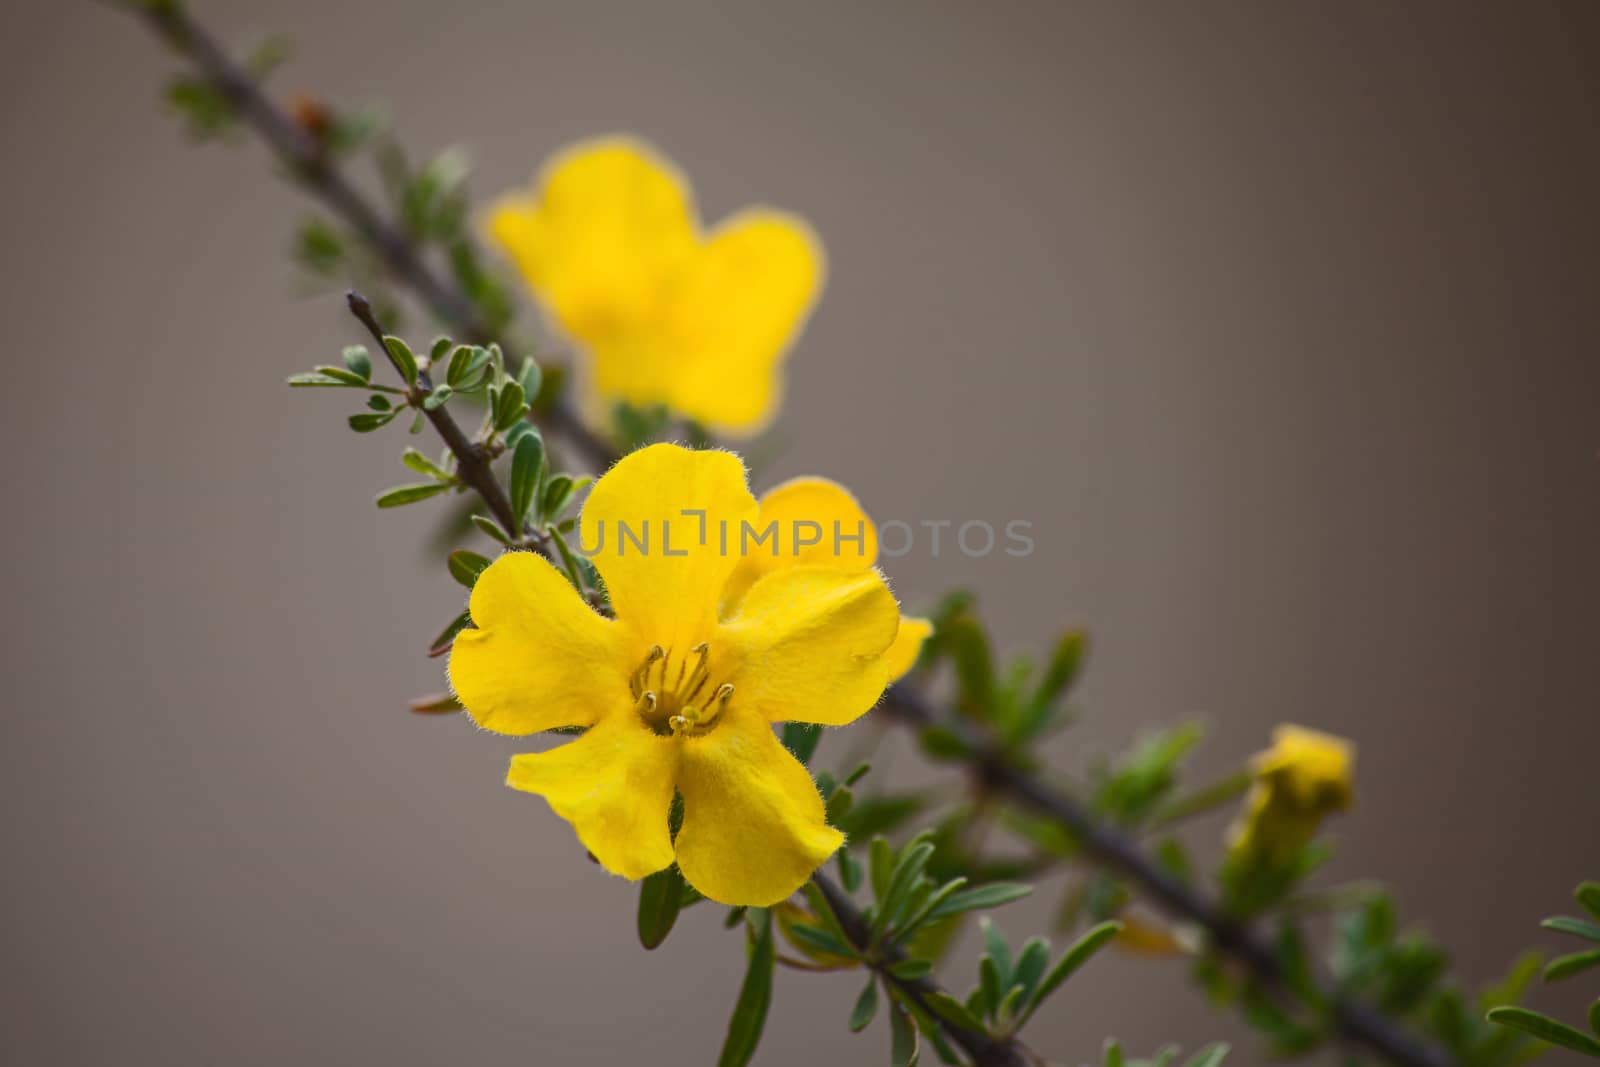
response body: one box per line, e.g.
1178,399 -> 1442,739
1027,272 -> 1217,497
489,137 -> 824,436
1228,724 -> 1355,862
448,444 -> 925,906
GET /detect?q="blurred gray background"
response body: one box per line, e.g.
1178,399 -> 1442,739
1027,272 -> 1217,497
3,2 -> 1597,1064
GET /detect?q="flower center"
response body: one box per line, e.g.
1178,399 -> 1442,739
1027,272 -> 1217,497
629,643 -> 733,737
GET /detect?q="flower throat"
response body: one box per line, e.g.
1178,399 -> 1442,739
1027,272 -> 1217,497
629,643 -> 733,737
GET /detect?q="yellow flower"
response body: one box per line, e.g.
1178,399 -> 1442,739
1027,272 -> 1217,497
722,475 -> 933,682
488,137 -> 824,436
1227,724 -> 1355,862
448,444 -> 902,906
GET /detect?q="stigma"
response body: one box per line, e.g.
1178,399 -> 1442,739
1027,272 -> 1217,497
630,643 -> 733,736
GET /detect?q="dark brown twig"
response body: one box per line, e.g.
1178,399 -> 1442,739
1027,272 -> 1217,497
881,683 -> 1457,1067
812,872 -> 1031,1067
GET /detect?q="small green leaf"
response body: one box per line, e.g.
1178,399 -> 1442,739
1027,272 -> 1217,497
870,837 -> 895,904
850,978 -> 879,1032
349,411 -> 398,433
517,356 -> 542,402
1182,1045 -> 1230,1067
1021,920 -> 1122,1025
877,841 -> 936,934
341,345 -> 372,380
887,959 -> 932,981
367,394 -> 391,411
492,380 -> 527,432
446,344 -> 490,388
838,850 -> 863,893
401,448 -> 448,480
546,526 -> 588,596
1543,917 -> 1600,943
1589,999 -> 1599,1037
509,432 -> 544,526
313,364 -> 369,386
889,1000 -> 920,1067
472,514 -> 513,545
980,917 -> 1013,986
781,722 -> 823,765
1102,1039 -> 1124,1067
429,336 -> 451,364
978,955 -> 1003,1023
718,910 -> 775,1067
376,482 -> 450,508
1012,937 -> 1050,1002
423,385 -> 453,410
428,611 -> 471,657
637,865 -> 686,950
924,883 -> 1034,924
1545,950 -> 1600,983
1486,1006 -> 1600,1056
787,922 -> 855,958
382,335 -> 418,386
447,549 -> 491,588
922,991 -> 984,1034
1576,882 -> 1600,921
1030,628 -> 1086,712
288,372 -> 357,388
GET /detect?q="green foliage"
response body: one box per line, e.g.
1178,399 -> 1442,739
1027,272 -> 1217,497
1483,879 -> 1600,1059
1097,1042 -> 1231,1067
718,909 -> 776,1067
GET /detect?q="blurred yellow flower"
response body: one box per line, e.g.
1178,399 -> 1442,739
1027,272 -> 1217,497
488,137 -> 824,436
448,444 -> 902,906
722,475 -> 932,682
1228,724 -> 1355,862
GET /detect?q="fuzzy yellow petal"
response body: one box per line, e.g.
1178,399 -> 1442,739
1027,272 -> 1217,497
580,443 -> 759,651
488,137 -> 697,355
674,706 -> 842,905
448,552 -> 629,735
883,616 -> 933,683
506,712 -> 678,881
718,566 -> 898,727
667,210 -> 824,434
722,476 -> 877,614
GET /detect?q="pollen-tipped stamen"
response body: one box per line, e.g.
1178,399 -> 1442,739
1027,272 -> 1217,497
630,644 -> 731,736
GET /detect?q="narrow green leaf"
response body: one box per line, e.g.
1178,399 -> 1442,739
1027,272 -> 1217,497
382,335 -> 417,386
887,878 -> 967,946
844,763 -> 872,788
509,432 -> 543,525
349,410 -> 398,433
1022,921 -> 1122,1025
428,336 -> 451,364
376,482 -> 450,508
366,394 -> 391,411
446,344 -> 490,388
978,955 -> 1003,1024
1543,917 -> 1600,943
1102,1039 -> 1124,1067
787,922 -> 855,958
799,882 -> 856,951
1030,628 -> 1086,711
472,514 -> 513,545
781,722 -> 823,764
838,850 -> 863,893
850,978 -> 879,1033
1012,937 -> 1050,1003
718,911 -> 776,1067
1575,882 -> 1600,922
637,865 -> 686,950
423,385 -> 453,410
518,356 -> 542,401
1589,999 -> 1599,1038
924,883 -> 1034,924
288,372 -> 357,387
887,959 -> 932,981
870,837 -> 895,904
1545,949 -> 1600,983
493,380 -> 527,432
889,1000 -> 920,1067
447,549 -> 491,588
980,917 -> 1013,986
1182,1044 -> 1230,1067
1486,1006 -> 1600,1055
922,991 -> 984,1034
341,345 -> 372,380
312,364 -> 369,386
540,474 -> 575,521
401,447 -> 448,479
428,611 -> 471,657
878,842 -> 935,934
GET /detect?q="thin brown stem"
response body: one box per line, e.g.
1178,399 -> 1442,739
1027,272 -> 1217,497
880,683 -> 1458,1067
132,0 -> 617,473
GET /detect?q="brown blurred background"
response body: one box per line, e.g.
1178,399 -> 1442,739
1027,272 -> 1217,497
3,2 -> 1597,1064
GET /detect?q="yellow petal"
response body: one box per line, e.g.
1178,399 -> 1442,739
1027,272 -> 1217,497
718,566 -> 898,726
884,616 -> 933,683
488,137 -> 697,366
674,706 -> 842,905
580,443 -> 759,651
449,552 -> 629,735
667,210 -> 824,434
506,711 -> 678,881
722,476 -> 877,614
